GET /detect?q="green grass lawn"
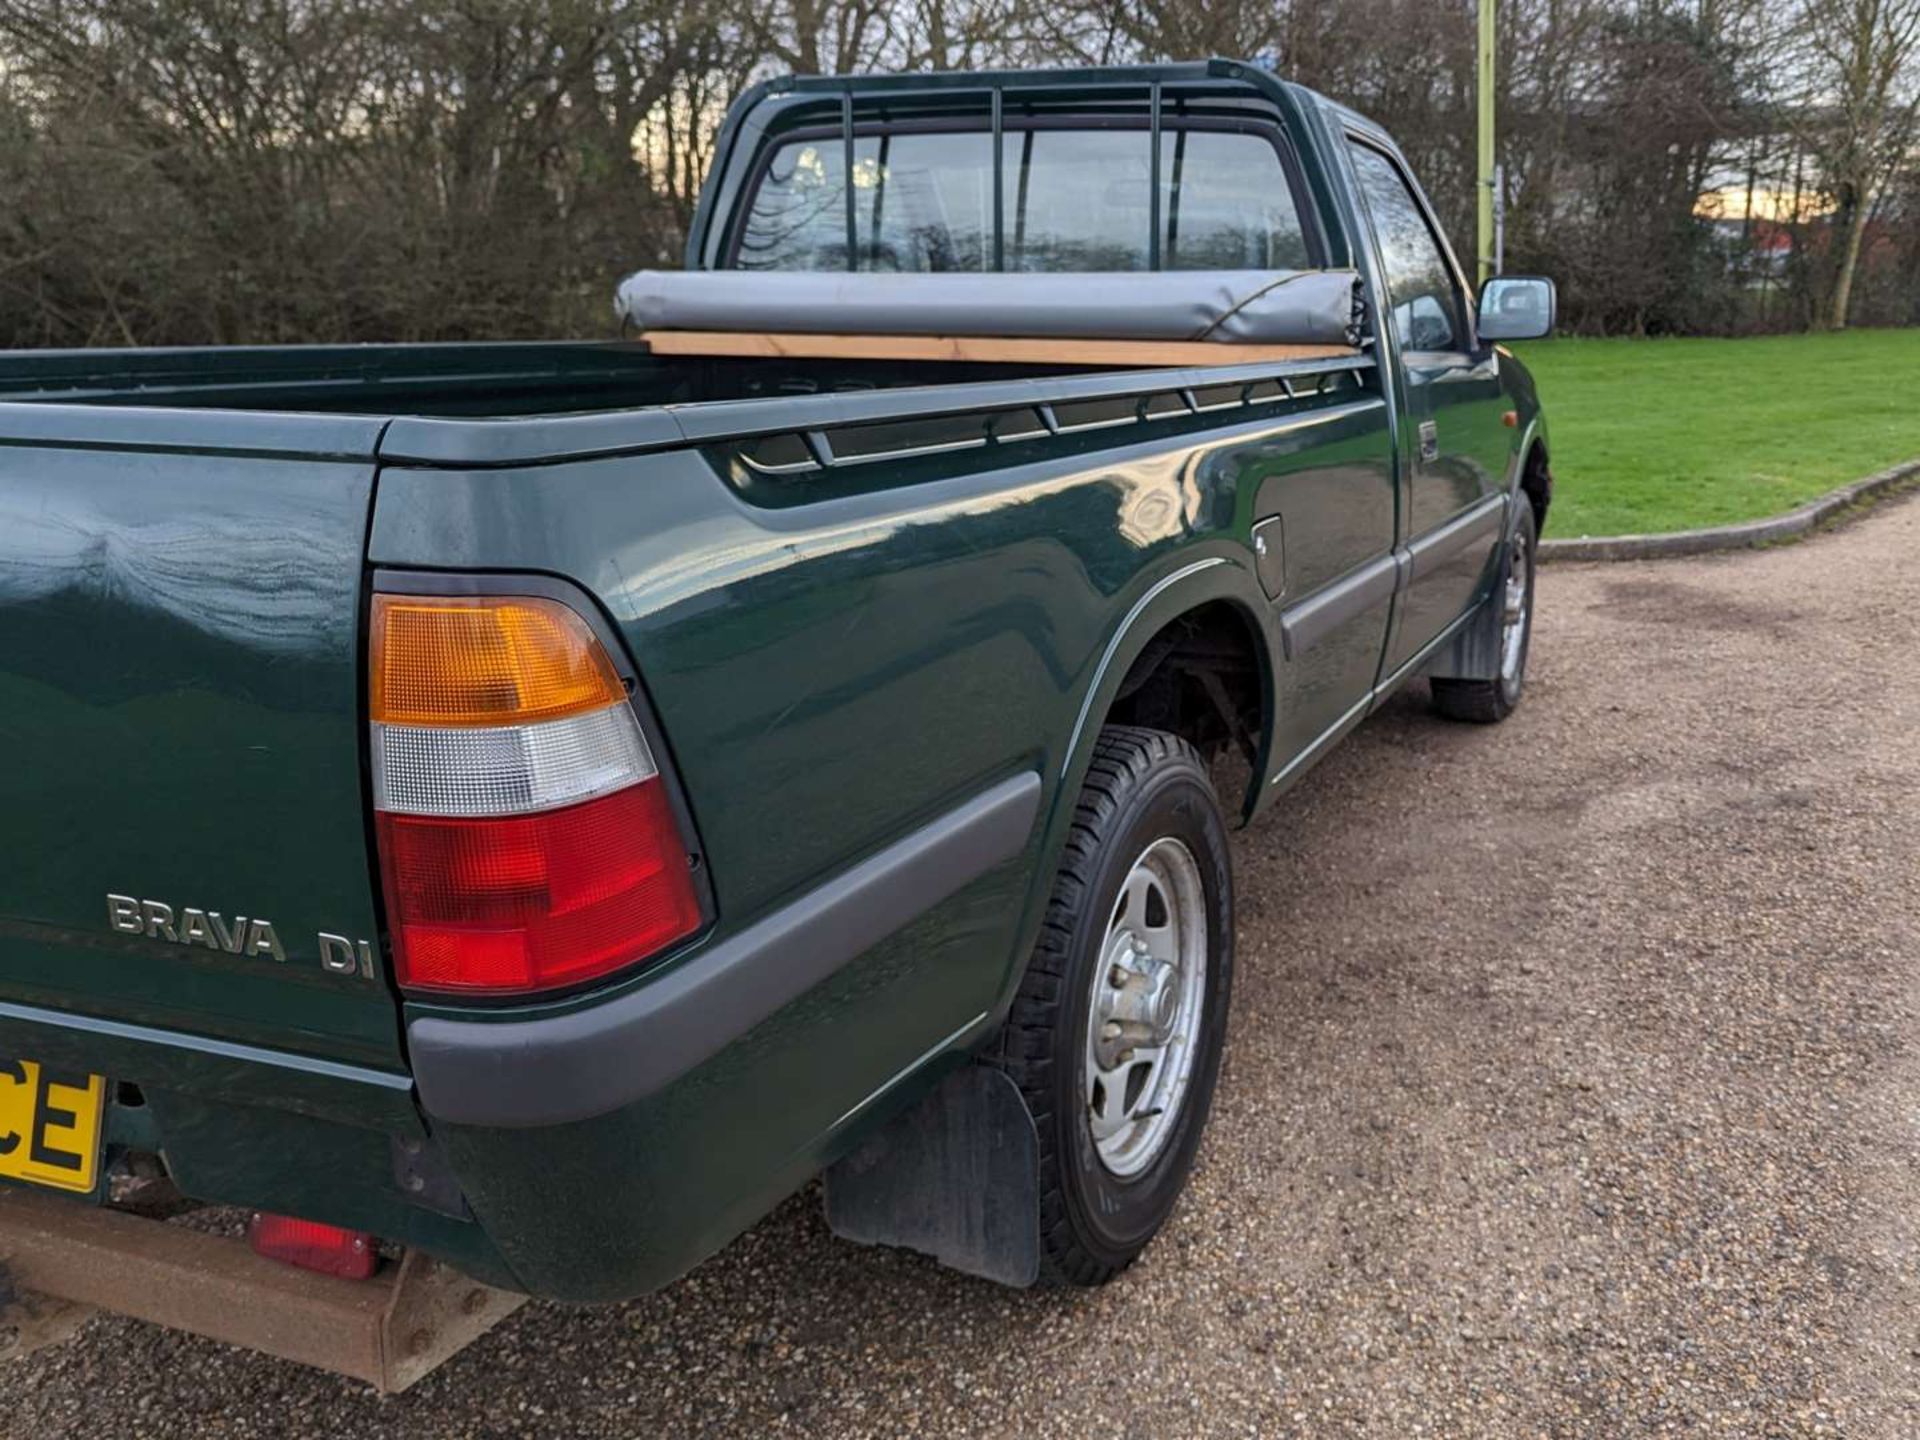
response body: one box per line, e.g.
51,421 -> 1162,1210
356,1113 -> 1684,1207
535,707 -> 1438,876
1507,328 -> 1920,537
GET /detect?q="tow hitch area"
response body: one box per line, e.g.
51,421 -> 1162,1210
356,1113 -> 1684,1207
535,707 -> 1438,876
0,1187 -> 524,1391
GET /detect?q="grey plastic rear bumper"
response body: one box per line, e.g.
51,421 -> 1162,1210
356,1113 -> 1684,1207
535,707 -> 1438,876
407,771 -> 1043,1128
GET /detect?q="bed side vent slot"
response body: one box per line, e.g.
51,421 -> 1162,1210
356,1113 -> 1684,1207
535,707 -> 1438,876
988,407 -> 1051,443
818,412 -> 991,465
737,432 -> 821,475
1051,395 -> 1141,433
1188,383 -> 1244,412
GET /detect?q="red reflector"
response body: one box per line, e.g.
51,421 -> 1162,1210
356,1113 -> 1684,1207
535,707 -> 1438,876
377,780 -> 701,996
248,1213 -> 377,1280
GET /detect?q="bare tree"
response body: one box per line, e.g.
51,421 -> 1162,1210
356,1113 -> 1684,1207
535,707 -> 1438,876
0,0 -> 1916,344
750,0 -> 896,73
1792,0 -> 1920,326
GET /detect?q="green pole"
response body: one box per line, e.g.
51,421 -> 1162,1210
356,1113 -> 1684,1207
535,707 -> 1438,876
1477,0 -> 1495,286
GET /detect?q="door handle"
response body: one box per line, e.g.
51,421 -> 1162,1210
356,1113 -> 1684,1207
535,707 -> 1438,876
1418,420 -> 1439,463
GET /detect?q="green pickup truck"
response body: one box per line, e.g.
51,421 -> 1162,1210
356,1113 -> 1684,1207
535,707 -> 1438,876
0,60 -> 1552,1386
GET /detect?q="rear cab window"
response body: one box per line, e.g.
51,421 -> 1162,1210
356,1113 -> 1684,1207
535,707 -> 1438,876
732,124 -> 1317,273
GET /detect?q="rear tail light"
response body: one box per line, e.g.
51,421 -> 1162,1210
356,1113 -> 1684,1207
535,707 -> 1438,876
249,1212 -> 378,1279
370,592 -> 700,997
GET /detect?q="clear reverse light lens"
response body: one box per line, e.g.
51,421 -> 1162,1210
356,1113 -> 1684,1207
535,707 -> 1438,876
372,702 -> 656,818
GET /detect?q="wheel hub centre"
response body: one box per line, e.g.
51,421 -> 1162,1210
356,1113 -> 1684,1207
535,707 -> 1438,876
1094,935 -> 1180,1064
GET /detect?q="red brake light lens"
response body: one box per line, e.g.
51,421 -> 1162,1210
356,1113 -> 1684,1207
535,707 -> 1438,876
378,778 -> 700,996
248,1213 -> 378,1280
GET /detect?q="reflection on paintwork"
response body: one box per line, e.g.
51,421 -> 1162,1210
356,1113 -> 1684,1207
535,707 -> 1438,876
612,402 -> 1385,628
0,491 -> 352,659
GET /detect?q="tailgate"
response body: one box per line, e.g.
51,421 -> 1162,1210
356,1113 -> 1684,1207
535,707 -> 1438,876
0,409 -> 405,1072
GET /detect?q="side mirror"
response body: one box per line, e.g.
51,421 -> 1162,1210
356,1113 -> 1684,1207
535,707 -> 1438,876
1477,275 -> 1556,341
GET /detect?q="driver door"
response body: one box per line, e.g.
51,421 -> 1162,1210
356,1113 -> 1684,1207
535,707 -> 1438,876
1345,140 -> 1511,672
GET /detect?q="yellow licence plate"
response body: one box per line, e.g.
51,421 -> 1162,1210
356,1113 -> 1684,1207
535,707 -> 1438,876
0,1061 -> 105,1194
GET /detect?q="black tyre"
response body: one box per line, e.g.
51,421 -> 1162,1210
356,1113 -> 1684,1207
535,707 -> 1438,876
993,725 -> 1234,1285
1431,498 -> 1538,724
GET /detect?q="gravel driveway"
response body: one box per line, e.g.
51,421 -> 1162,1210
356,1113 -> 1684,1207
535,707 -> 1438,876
11,494 -> 1920,1439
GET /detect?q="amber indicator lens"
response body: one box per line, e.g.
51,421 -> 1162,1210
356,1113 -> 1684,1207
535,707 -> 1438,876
370,594 -> 626,727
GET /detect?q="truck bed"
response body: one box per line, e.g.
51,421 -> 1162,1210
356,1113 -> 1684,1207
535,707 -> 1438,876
0,335 -> 1387,1300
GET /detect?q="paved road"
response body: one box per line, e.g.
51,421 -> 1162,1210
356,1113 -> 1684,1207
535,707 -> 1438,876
11,495 -> 1920,1438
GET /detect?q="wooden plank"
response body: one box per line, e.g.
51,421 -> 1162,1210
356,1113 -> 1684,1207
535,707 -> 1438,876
638,330 -> 1360,368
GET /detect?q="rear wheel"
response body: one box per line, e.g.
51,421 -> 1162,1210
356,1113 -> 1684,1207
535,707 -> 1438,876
993,726 -> 1233,1285
1431,498 -> 1537,724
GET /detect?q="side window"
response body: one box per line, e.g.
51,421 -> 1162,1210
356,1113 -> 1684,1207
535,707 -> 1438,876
1346,143 -> 1467,352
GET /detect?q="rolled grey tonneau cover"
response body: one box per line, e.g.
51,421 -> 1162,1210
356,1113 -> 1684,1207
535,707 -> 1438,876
616,269 -> 1366,348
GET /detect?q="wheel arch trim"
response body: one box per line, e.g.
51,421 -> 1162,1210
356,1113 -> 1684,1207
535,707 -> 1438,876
985,555 -> 1274,1031
1056,556 -> 1275,808
1508,414 -> 1549,531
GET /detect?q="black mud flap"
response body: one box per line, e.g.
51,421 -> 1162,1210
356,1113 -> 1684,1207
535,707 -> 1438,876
823,1064 -> 1040,1288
